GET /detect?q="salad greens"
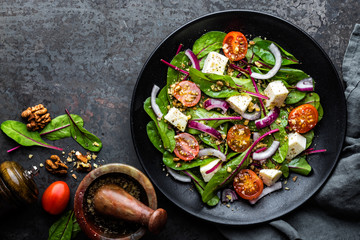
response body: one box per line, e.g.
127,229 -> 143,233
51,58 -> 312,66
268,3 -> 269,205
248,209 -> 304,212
144,30 -> 324,206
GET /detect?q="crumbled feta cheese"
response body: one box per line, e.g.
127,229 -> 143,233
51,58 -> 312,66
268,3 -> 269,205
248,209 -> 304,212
264,81 -> 289,108
259,169 -> 282,187
200,159 -> 221,182
226,94 -> 252,114
202,52 -> 229,75
164,107 -> 188,132
286,132 -> 306,160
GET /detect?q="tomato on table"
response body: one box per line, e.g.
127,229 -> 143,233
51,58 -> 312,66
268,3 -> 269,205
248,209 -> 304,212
222,31 -> 248,61
288,104 -> 319,133
42,181 -> 70,215
173,80 -> 201,107
173,133 -> 199,161
227,124 -> 251,153
233,169 -> 264,200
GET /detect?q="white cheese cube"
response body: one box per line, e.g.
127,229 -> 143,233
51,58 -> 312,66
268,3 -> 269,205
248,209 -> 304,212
226,94 -> 252,114
286,132 -> 306,160
164,107 -> 188,132
264,81 -> 289,108
202,52 -> 228,75
200,159 -> 221,182
259,169 -> 282,187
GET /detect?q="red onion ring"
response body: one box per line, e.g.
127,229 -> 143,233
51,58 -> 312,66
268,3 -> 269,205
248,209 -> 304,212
221,188 -> 238,203
188,120 -> 222,139
250,43 -> 282,80
198,148 -> 226,162
241,104 -> 261,120
166,166 -> 191,183
296,77 -> 314,91
151,85 -> 163,119
249,181 -> 282,204
203,98 -> 230,114
252,141 -> 280,160
255,107 -> 280,129
185,49 -> 200,70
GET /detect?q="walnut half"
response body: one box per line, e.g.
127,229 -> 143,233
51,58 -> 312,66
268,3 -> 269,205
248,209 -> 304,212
21,104 -> 51,131
45,155 -> 68,175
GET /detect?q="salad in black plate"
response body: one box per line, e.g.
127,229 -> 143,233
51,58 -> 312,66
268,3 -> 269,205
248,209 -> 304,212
144,30 -> 325,207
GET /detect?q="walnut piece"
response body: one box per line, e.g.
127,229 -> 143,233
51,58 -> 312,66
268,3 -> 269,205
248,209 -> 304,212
45,155 -> 68,175
21,104 -> 51,131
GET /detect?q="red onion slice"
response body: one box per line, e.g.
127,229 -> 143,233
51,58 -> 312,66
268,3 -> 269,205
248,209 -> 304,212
253,132 -> 261,142
204,160 -> 222,174
255,107 -> 280,129
151,85 -> 163,119
166,166 -> 191,183
296,77 -> 314,92
188,120 -> 222,139
241,104 -> 261,120
203,98 -> 230,114
249,181 -> 282,204
221,188 -> 238,203
250,43 -> 282,80
198,148 -> 226,162
252,141 -> 280,160
185,49 -> 200,70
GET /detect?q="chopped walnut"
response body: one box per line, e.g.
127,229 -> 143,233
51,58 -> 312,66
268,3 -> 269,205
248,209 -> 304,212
21,104 -> 51,131
75,151 -> 88,163
45,155 -> 68,175
75,151 -> 92,172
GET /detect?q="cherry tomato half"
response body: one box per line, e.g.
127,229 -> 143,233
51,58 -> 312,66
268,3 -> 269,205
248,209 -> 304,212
173,133 -> 199,161
288,104 -> 319,133
173,80 -> 201,107
222,31 -> 248,61
233,169 -> 264,200
42,181 -> 70,215
227,124 -> 251,153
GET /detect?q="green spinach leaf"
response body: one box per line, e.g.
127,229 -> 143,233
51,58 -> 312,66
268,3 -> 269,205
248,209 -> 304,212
146,121 -> 165,153
192,31 -> 226,59
303,130 -> 315,149
1,120 -> 63,151
166,52 -> 190,94
317,103 -> 324,122
40,114 -> 84,140
297,92 -> 320,109
252,40 -> 299,65
285,90 -> 307,104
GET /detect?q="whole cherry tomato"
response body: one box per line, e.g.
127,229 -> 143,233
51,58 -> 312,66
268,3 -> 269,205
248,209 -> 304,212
288,104 -> 319,133
173,133 -> 199,161
42,181 -> 70,215
227,124 -> 251,153
233,169 -> 264,200
222,31 -> 248,61
173,80 -> 201,107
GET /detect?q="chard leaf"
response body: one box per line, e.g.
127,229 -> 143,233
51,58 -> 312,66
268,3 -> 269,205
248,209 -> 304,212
163,151 -> 215,170
166,52 -> 190,98
288,156 -> 312,175
40,114 -> 84,140
146,121 -> 165,153
65,110 -> 102,152
202,150 -> 251,203
48,210 -> 75,240
185,169 -> 219,207
1,120 -> 63,151
192,31 -> 226,59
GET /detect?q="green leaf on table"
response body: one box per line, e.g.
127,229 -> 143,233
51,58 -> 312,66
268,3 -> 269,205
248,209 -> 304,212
40,114 -> 84,140
48,210 -> 76,240
66,110 -> 102,152
192,31 -> 226,59
1,120 -> 62,151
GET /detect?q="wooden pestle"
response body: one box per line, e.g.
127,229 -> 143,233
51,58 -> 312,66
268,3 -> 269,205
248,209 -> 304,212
93,184 -> 167,234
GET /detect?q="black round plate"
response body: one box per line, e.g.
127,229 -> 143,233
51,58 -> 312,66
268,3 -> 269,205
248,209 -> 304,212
130,10 -> 346,225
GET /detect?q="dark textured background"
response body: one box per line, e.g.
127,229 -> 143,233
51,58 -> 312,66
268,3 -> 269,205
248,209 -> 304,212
0,1 -> 359,239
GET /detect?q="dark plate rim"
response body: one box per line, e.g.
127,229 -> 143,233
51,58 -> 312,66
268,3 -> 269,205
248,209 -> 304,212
130,9 -> 346,225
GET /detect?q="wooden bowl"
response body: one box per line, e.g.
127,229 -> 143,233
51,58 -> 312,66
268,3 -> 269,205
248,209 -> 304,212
74,163 -> 159,240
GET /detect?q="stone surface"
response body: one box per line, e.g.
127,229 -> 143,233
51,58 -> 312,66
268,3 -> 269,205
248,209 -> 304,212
0,0 -> 359,239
